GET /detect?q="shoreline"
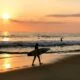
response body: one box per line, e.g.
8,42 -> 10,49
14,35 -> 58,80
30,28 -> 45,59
0,49 -> 80,54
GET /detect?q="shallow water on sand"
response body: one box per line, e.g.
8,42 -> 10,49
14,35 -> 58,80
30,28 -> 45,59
0,53 -> 78,73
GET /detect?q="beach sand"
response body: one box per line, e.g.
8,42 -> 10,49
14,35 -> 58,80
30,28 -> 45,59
0,54 -> 80,80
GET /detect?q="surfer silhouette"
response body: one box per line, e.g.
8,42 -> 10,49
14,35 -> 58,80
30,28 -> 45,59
32,43 -> 42,66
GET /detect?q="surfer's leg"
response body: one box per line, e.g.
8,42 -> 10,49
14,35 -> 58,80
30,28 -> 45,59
32,56 -> 36,66
37,55 -> 42,65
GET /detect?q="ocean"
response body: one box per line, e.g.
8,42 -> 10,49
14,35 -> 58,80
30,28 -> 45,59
0,32 -> 80,73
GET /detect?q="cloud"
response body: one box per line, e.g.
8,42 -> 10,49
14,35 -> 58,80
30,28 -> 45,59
10,19 -> 26,23
9,19 -> 64,24
47,13 -> 80,17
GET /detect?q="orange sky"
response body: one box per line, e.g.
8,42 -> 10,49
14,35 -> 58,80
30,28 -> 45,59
0,0 -> 80,33
0,17 -> 80,33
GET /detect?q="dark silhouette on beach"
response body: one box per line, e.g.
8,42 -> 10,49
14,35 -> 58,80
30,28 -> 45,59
32,43 -> 42,66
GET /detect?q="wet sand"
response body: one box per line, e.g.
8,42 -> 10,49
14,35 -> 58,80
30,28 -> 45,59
0,54 -> 80,80
0,53 -> 67,72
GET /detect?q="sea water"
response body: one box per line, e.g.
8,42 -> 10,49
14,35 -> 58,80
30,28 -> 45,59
0,32 -> 80,72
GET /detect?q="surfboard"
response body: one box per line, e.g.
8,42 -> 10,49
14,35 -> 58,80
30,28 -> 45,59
27,48 -> 50,56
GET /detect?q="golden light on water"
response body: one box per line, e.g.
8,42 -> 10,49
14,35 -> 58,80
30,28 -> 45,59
2,32 -> 10,41
4,63 -> 11,69
3,37 -> 9,41
2,31 -> 9,36
3,54 -> 11,69
3,54 -> 10,57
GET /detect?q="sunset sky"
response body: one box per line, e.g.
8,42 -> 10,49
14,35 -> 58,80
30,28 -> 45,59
0,0 -> 80,33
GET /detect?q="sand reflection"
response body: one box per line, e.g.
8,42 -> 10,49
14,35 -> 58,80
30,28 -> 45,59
3,54 -> 11,70
4,63 -> 11,69
0,53 -> 71,73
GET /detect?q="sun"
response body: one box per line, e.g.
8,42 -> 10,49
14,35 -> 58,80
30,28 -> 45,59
2,13 -> 10,20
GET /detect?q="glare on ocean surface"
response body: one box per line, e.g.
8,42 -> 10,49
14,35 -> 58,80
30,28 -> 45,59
2,32 -> 9,36
3,37 -> 9,41
2,32 -> 10,41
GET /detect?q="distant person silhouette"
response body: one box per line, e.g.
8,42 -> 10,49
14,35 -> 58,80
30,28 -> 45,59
60,37 -> 63,42
32,43 -> 42,66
